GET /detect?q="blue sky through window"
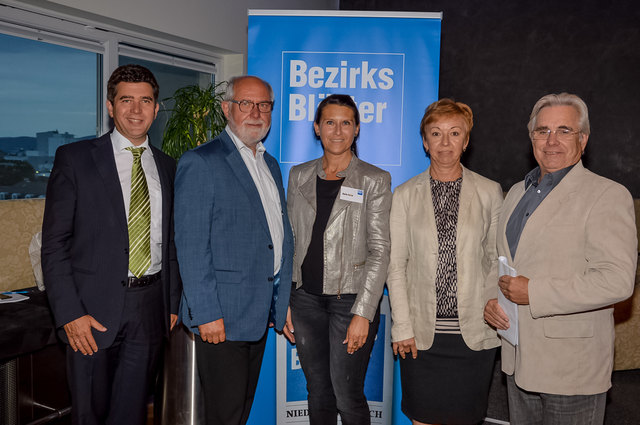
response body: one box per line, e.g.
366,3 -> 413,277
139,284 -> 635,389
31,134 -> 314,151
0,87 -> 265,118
0,32 -> 98,139
0,32 -> 98,197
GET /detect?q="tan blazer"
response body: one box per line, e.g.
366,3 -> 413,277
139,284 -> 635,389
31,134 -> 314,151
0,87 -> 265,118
498,161 -> 637,395
388,166 -> 503,351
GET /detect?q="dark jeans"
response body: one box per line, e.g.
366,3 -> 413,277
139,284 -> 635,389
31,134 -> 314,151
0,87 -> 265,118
290,287 -> 380,425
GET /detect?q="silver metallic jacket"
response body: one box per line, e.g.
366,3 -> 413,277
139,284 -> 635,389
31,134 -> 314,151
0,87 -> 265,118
287,155 -> 392,321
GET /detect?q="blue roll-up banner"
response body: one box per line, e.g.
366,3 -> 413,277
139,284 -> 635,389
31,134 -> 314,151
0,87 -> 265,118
246,10 -> 442,425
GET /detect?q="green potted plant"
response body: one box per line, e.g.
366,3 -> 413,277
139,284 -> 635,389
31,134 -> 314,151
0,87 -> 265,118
161,81 -> 227,160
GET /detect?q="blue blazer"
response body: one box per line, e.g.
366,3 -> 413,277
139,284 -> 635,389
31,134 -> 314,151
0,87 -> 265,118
42,133 -> 182,348
175,130 -> 294,341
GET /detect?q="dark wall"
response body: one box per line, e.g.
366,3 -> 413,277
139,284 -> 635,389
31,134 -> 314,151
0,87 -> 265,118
341,0 -> 640,196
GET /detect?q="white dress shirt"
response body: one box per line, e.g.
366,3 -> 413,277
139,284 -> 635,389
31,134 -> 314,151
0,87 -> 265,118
227,126 -> 284,274
111,128 -> 162,277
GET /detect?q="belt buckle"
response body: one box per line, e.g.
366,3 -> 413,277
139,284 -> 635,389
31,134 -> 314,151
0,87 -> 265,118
126,271 -> 160,288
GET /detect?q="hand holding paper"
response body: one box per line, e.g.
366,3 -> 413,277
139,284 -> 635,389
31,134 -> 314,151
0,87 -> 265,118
484,299 -> 509,330
499,274 -> 530,305
496,256 -> 519,346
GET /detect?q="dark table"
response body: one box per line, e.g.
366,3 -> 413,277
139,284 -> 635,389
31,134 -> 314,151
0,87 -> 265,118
0,287 -> 59,362
0,287 -> 70,425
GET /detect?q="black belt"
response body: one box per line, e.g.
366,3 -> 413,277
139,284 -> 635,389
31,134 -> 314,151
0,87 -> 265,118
124,271 -> 161,288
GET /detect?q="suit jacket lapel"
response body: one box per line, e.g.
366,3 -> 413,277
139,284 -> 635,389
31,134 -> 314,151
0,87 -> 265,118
328,189 -> 351,226
151,146 -> 172,246
501,183 -> 525,264
327,156 -> 358,227
457,166 -> 473,238
221,133 -> 271,238
91,134 -> 127,232
516,163 -> 582,259
420,169 -> 439,259
298,162 -> 318,213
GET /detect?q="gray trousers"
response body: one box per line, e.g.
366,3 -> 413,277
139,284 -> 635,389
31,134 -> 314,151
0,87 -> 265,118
506,374 -> 606,425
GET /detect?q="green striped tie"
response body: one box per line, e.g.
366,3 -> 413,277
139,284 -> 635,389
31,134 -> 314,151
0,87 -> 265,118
126,147 -> 151,278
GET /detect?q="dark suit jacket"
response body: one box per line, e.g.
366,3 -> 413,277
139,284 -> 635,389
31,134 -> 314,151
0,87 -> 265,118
42,133 -> 181,348
175,129 -> 294,342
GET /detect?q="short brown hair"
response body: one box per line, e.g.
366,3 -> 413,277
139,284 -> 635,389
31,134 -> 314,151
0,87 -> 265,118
420,98 -> 473,141
107,64 -> 159,103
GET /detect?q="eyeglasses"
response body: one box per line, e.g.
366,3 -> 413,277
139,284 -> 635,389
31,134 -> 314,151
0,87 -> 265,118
531,128 -> 581,141
228,99 -> 273,113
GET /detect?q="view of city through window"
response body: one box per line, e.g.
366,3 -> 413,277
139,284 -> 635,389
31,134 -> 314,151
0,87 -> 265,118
0,32 -> 214,200
0,32 -> 99,199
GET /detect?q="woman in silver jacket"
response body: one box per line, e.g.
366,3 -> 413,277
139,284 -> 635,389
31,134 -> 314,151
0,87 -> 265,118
286,94 -> 392,425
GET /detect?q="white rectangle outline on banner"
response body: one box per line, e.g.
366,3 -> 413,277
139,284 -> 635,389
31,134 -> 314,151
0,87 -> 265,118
279,51 -> 406,167
249,10 -> 443,20
276,295 -> 394,425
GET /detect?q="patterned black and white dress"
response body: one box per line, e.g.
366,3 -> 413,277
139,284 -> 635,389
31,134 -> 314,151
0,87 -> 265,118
432,177 -> 463,334
400,176 -> 497,425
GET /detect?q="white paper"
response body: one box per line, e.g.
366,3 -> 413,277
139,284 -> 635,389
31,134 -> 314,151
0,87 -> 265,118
497,256 -> 518,346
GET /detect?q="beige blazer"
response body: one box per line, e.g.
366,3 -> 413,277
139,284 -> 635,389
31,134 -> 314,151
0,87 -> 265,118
498,161 -> 637,395
388,166 -> 503,351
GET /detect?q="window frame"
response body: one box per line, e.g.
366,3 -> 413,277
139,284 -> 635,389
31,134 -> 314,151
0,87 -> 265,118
0,1 -> 220,135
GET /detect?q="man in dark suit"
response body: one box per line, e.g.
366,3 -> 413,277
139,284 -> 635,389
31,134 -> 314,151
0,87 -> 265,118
175,75 -> 294,425
42,64 -> 181,425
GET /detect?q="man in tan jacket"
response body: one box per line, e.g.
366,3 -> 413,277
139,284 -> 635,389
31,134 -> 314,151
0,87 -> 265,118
484,92 -> 637,424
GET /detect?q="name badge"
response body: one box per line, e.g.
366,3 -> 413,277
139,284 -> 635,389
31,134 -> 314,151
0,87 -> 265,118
340,186 -> 364,203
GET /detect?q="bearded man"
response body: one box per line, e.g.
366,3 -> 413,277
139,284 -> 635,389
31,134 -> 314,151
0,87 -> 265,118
174,75 -> 294,425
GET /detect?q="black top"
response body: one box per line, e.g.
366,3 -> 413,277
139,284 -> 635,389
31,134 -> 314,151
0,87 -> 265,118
301,176 -> 344,295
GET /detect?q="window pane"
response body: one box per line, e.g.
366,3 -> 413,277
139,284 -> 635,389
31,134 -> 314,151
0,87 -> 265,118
0,33 -> 99,199
119,56 -> 213,151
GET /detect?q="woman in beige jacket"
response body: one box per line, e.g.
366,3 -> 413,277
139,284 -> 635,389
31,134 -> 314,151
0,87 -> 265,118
387,99 -> 502,425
